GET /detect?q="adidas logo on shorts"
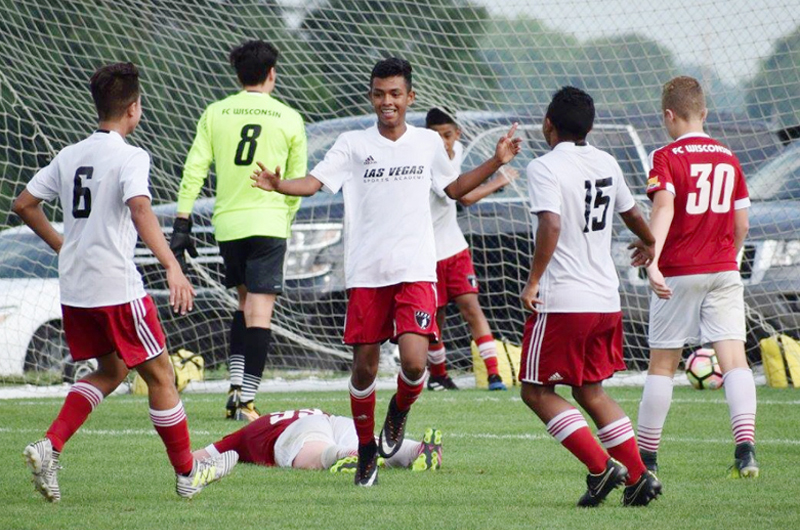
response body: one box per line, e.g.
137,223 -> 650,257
548,372 -> 564,382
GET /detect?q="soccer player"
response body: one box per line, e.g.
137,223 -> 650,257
636,76 -> 758,478
425,107 -> 516,391
14,63 -> 237,502
170,40 -> 307,422
191,408 -> 443,472
520,86 -> 661,507
250,57 -> 521,486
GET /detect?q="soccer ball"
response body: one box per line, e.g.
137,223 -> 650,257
685,348 -> 723,390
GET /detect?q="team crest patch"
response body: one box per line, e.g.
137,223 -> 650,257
415,311 -> 432,329
467,275 -> 478,288
646,176 -> 660,191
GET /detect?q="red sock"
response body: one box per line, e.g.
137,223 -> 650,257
395,371 -> 425,412
46,381 -> 104,452
150,402 -> 193,475
597,417 -> 646,484
349,380 -> 376,445
429,362 -> 447,377
476,335 -> 499,376
428,343 -> 447,377
546,409 -> 607,474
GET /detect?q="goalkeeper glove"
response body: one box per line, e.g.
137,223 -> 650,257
170,217 -> 198,272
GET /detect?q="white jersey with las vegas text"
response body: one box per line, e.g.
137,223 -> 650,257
526,141 -> 636,313
430,140 -> 469,261
310,124 -> 459,288
26,130 -> 151,308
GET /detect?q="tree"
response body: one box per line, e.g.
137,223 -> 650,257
746,25 -> 800,133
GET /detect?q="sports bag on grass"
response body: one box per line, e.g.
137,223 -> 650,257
759,334 -> 800,389
472,339 -> 521,389
131,349 -> 205,395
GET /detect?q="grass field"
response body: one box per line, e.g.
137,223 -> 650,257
1,385 -> 799,530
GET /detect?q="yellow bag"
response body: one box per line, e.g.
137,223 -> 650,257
472,339 -> 521,389
131,349 -> 205,395
759,334 -> 800,389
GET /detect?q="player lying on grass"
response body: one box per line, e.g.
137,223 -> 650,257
637,76 -> 758,478
425,107 -> 518,392
191,408 -> 442,472
520,86 -> 661,507
13,63 -> 237,502
250,57 -> 520,487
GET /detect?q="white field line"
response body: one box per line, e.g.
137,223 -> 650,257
1,426 -> 798,447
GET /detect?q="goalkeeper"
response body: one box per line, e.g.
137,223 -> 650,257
171,40 -> 307,422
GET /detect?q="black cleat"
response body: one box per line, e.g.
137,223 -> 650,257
577,458 -> 629,508
639,449 -> 658,474
225,386 -> 241,420
730,442 -> 760,478
355,441 -> 379,487
378,394 -> 409,458
487,373 -> 507,391
427,374 -> 459,391
622,470 -> 662,507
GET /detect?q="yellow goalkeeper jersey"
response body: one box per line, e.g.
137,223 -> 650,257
177,91 -> 307,241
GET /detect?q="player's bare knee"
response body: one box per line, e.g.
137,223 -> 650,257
520,383 -> 548,410
136,352 -> 175,388
571,385 -> 606,410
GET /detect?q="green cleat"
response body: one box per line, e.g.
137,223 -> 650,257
411,428 -> 443,471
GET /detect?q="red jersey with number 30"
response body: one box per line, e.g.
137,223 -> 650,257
646,133 -> 750,277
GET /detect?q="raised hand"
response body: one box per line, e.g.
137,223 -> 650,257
494,122 -> 523,165
250,162 -> 282,192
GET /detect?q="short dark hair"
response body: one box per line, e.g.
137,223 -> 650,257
229,40 -> 279,86
370,57 -> 412,91
89,62 -> 140,121
426,107 -> 458,128
662,76 -> 705,120
545,86 -> 595,141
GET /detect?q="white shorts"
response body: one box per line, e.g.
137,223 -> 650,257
273,414 -> 357,468
648,271 -> 746,349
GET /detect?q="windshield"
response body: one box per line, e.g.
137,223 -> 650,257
0,231 -> 58,279
747,145 -> 800,201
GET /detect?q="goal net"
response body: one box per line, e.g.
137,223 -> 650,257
1,0 -> 798,384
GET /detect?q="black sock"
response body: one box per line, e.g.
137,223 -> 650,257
228,311 -> 246,387
241,327 -> 271,402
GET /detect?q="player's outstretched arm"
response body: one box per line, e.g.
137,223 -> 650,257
12,189 -> 63,254
250,162 -> 323,197
521,211 -> 560,311
636,190 -> 672,299
128,196 -> 195,314
445,123 -> 522,200
458,167 -> 519,207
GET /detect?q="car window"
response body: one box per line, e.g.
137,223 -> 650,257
0,232 -> 58,279
748,145 -> 800,201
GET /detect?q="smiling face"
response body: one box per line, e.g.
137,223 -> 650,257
369,75 -> 415,133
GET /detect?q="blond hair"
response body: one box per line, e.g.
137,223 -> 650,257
661,76 -> 705,120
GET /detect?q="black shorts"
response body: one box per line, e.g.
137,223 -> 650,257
218,236 -> 287,294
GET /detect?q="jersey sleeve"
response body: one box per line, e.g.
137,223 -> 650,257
526,159 -> 561,215
26,158 -> 61,201
431,139 -> 459,198
614,164 -> 637,213
309,133 -> 351,194
120,149 -> 152,203
177,107 -> 213,214
733,161 -> 751,210
646,148 -> 674,200
281,112 -> 308,226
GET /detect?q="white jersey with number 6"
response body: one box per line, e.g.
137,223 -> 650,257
26,130 -> 151,308
526,142 -> 636,313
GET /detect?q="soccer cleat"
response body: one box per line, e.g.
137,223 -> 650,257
354,442 -> 379,487
639,449 -> 659,474
176,450 -> 239,499
224,387 -> 242,420
330,455 -> 359,473
23,438 -> 61,503
235,401 -> 261,423
427,374 -> 459,391
730,442 -> 760,478
378,394 -> 409,458
411,428 -> 443,471
622,470 -> 662,507
487,373 -> 507,391
577,458 -> 629,508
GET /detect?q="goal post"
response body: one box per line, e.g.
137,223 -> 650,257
1,0 -> 798,385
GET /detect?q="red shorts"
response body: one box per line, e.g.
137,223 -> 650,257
344,282 -> 439,345
436,248 -> 479,307
62,295 -> 166,369
520,312 -> 626,386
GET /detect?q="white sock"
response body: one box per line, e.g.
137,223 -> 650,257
428,345 -> 446,365
723,367 -> 757,445
636,375 -> 673,453
384,439 -> 422,468
321,445 -> 357,469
